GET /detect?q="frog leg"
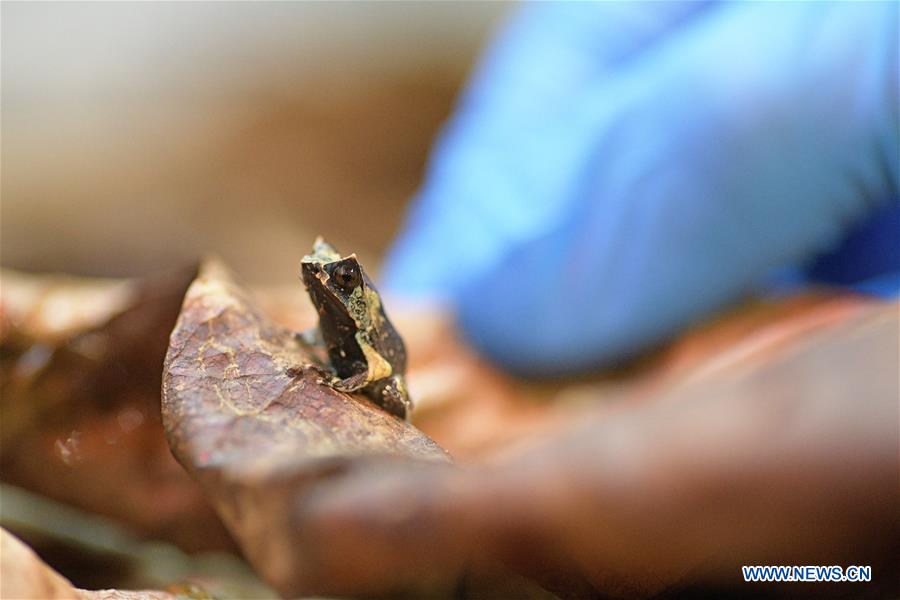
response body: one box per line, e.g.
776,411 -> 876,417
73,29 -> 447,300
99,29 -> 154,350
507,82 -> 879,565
365,376 -> 411,420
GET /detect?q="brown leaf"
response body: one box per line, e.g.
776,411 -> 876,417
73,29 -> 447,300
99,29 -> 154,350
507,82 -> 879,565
289,302 -> 900,598
1,527 -> 82,600
405,292 -> 879,459
0,266 -> 234,553
161,259 -> 449,596
1,527 -> 181,600
253,290 -> 569,460
78,592 -> 177,600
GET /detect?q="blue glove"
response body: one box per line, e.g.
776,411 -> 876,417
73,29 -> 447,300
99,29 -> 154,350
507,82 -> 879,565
384,1 -> 899,376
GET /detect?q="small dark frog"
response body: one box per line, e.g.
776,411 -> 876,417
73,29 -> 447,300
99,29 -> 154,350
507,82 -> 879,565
299,237 -> 411,419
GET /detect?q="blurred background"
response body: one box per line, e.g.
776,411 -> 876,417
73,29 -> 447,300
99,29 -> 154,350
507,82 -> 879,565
2,1 -> 509,281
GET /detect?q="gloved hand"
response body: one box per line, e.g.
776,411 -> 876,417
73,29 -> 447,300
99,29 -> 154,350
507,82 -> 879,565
384,1 -> 899,375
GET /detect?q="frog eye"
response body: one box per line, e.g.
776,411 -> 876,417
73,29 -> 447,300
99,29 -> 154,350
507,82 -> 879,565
331,263 -> 362,290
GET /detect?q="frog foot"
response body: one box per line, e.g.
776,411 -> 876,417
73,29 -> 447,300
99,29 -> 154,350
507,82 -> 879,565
331,371 -> 370,393
365,377 -> 411,420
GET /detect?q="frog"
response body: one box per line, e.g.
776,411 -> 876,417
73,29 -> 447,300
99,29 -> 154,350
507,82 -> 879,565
298,237 -> 411,419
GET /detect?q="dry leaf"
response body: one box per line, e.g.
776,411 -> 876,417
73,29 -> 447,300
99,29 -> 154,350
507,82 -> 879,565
161,259 -> 450,596
1,528 -> 83,600
0,266 -> 234,553
78,592 -> 176,600
286,303 -> 900,598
